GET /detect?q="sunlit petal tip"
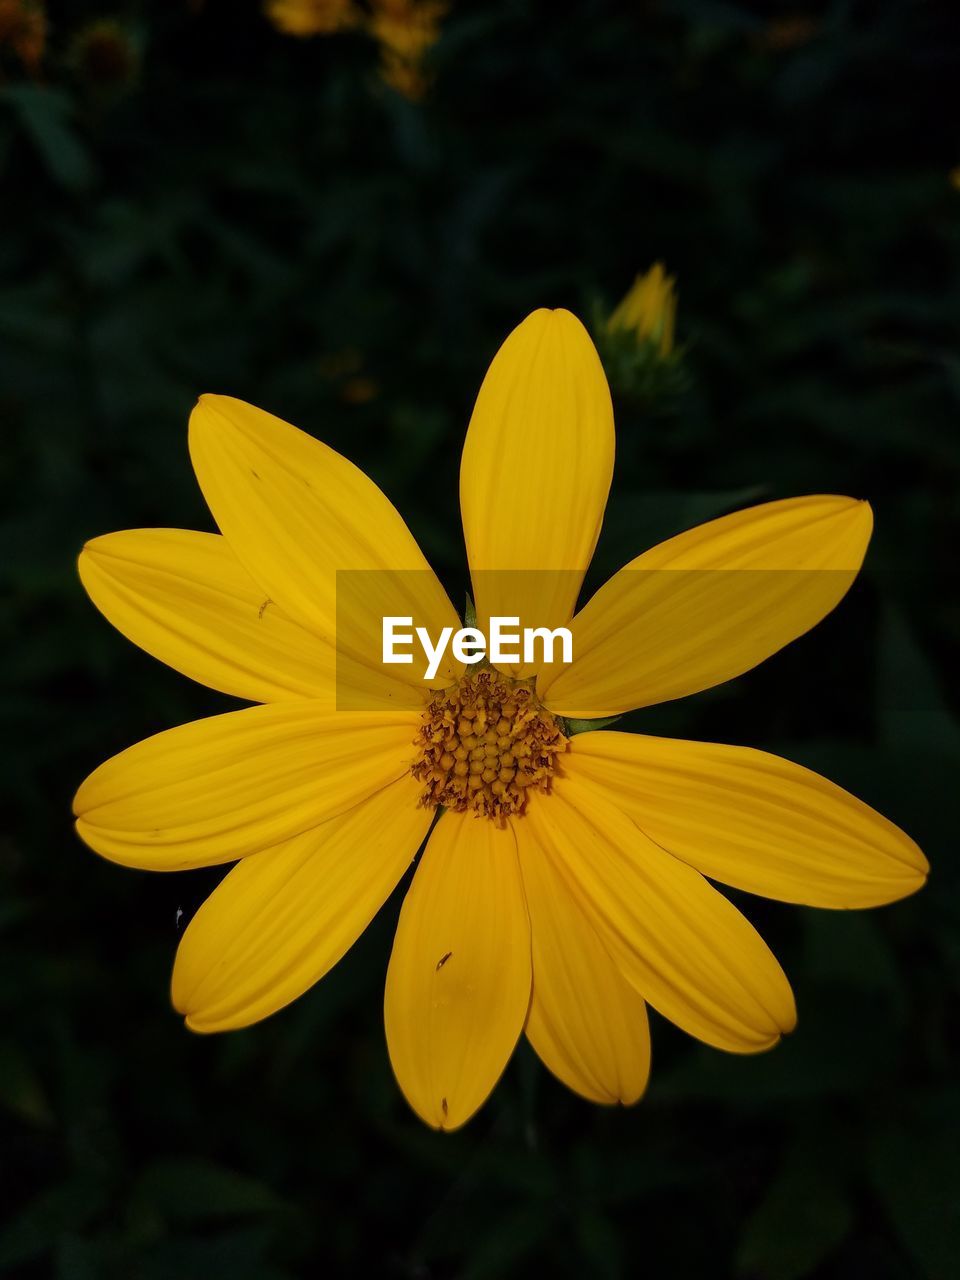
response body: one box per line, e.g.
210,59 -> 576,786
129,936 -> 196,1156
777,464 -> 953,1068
614,1076 -> 649,1107
723,971 -> 797,1051
179,1008 -> 239,1036
190,392 -> 221,420
188,393 -> 254,452
173,970 -> 236,1032
191,391 -> 271,438
779,995 -> 798,1037
194,390 -> 232,412
779,493 -> 874,569
181,1012 -> 214,1034
823,494 -> 873,561
77,534 -> 113,583
79,533 -> 105,560
514,305 -> 592,337
878,850 -> 929,904
72,778 -> 97,821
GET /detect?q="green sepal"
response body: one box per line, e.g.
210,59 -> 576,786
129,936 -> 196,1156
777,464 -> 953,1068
562,714 -> 622,736
463,592 -> 477,628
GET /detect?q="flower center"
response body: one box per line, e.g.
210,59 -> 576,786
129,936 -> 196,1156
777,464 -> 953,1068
411,669 -> 567,821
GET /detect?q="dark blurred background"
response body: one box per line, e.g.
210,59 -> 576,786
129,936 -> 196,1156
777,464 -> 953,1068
2,0 -> 959,1276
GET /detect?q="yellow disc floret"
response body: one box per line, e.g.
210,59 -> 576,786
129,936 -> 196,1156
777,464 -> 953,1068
412,669 -> 567,821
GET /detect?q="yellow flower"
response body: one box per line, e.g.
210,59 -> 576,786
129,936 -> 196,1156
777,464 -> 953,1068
950,167 -> 960,193
607,262 -> 678,359
70,20 -> 139,93
0,0 -> 46,74
760,15 -> 818,52
368,0 -> 445,100
264,0 -> 356,38
74,309 -> 927,1130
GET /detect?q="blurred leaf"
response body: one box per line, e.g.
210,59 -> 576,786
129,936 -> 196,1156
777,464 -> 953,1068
0,1038 -> 53,1127
0,1181 -> 106,1270
876,605 -> 960,755
55,1235 -> 105,1280
736,1130 -> 852,1280
458,1207 -> 552,1280
1,87 -> 94,191
801,912 -> 904,1002
133,1159 -> 283,1224
139,1227 -> 290,1280
575,1207 -> 622,1279
869,1110 -> 960,1280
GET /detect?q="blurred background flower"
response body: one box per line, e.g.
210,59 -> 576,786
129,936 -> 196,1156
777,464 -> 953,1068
607,264 -> 678,359
0,0 -> 46,75
68,19 -> 140,98
264,0 -> 357,38
595,264 -> 687,409
262,0 -> 447,99
368,0 -> 446,99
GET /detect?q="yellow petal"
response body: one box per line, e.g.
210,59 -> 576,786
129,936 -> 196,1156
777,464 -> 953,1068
525,774 -> 796,1053
79,528 -> 337,705
540,495 -> 872,717
188,394 -> 461,692
173,774 -> 431,1032
73,704 -> 419,870
460,310 -> 614,644
515,818 -> 650,1105
384,812 -> 531,1130
568,732 -> 928,908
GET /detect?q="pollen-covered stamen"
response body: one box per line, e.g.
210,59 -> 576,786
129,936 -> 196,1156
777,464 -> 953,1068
412,669 -> 567,821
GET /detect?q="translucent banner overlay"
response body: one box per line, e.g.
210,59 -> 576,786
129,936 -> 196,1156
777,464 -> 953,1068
334,568 -> 868,712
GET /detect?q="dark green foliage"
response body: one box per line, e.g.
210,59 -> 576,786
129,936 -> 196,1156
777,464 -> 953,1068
2,0 -> 958,1275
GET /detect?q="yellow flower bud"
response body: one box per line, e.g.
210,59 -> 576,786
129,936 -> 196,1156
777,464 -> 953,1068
606,262 -> 678,360
263,0 -> 356,38
368,0 -> 446,100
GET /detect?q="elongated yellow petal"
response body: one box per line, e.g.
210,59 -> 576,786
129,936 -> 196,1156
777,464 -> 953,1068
460,310 -> 614,643
79,528 -> 338,704
525,775 -> 796,1053
515,817 -> 650,1105
384,812 -> 531,1130
540,495 -> 872,717
188,395 -> 461,691
172,775 -> 430,1032
569,733 -> 928,908
73,704 -> 419,870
